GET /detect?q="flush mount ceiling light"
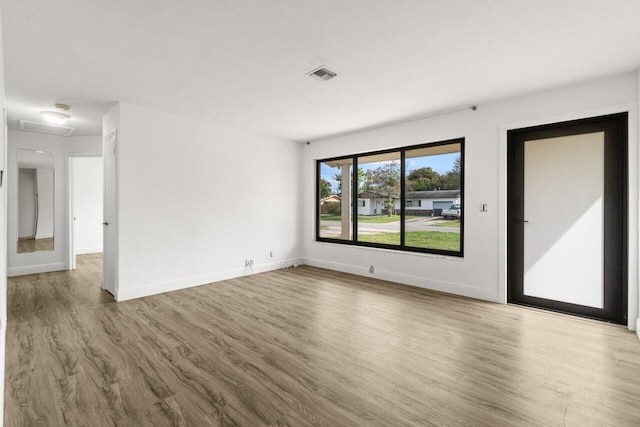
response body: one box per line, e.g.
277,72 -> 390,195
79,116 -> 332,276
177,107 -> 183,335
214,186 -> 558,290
40,103 -> 71,125
40,111 -> 70,125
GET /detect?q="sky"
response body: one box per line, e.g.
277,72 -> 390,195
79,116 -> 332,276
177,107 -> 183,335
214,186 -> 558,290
320,152 -> 459,193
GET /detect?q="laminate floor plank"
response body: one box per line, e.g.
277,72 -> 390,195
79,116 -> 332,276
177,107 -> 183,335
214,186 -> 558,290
163,283 -> 456,425
5,254 -> 640,426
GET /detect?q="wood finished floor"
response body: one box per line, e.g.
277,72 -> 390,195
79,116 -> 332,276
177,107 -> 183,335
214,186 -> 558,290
16,237 -> 54,253
5,254 -> 640,426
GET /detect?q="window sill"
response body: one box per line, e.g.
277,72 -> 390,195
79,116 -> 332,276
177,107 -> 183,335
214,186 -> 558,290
312,239 -> 465,261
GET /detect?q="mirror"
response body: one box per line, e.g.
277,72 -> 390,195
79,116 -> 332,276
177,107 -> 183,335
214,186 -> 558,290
17,149 -> 55,253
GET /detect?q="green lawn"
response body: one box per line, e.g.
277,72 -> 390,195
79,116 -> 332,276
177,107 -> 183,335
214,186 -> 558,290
432,219 -> 461,228
320,214 -> 419,223
358,231 -> 460,251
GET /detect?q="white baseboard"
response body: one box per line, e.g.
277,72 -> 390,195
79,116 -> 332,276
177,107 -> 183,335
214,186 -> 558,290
8,262 -> 67,277
116,258 -> 304,301
303,257 -> 499,302
75,247 -> 103,255
636,318 -> 640,340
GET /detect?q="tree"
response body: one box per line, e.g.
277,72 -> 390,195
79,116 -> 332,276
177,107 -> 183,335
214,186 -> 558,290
440,156 -> 461,190
406,167 -> 441,191
334,168 -> 366,196
319,178 -> 332,198
363,161 -> 400,216
452,156 -> 461,174
406,157 -> 461,191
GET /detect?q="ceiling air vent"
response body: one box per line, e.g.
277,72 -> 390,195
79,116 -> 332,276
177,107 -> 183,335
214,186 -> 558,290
19,120 -> 76,137
307,66 -> 338,82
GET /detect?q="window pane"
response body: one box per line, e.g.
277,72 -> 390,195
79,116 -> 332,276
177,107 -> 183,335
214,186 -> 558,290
357,152 -> 401,245
319,159 -> 353,240
316,139 -> 464,257
405,143 -> 462,252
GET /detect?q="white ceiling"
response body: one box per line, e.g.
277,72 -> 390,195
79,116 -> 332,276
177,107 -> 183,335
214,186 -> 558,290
1,0 -> 639,141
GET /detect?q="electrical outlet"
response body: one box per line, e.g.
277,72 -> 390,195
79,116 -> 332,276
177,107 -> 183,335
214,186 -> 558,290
369,265 -> 374,274
270,251 -> 274,257
245,259 -> 254,267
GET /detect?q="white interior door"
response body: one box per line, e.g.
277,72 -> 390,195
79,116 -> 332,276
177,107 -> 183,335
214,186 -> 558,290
523,132 -> 604,308
103,130 -> 117,296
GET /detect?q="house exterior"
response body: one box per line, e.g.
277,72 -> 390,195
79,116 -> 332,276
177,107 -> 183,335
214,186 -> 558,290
357,191 -> 400,215
320,194 -> 341,214
405,190 -> 461,216
357,190 -> 460,216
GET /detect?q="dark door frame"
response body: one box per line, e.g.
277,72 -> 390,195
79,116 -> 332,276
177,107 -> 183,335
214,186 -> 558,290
507,113 -> 628,324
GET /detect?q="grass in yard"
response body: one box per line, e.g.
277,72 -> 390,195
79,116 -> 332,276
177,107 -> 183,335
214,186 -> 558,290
432,219 -> 460,228
358,232 -> 401,245
320,214 -> 348,222
320,214 -> 419,223
358,231 -> 460,251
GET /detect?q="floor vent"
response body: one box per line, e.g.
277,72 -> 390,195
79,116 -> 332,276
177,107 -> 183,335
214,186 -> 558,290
19,120 -> 76,136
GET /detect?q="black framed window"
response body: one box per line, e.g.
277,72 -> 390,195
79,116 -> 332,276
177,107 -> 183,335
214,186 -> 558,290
316,138 -> 464,256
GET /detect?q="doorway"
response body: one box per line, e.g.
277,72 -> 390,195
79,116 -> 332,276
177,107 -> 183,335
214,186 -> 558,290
69,154 -> 103,270
507,113 -> 627,324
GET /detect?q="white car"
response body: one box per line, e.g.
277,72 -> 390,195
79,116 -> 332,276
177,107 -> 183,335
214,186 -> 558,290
442,203 -> 461,219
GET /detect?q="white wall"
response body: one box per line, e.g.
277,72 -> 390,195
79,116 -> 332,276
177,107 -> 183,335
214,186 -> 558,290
0,5 -> 7,422
111,102 -> 303,301
72,156 -> 103,254
7,130 -> 102,276
357,199 -> 373,215
303,72 -> 639,329
637,68 -> 640,340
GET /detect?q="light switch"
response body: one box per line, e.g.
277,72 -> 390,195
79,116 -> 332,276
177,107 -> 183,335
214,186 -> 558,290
480,203 -> 488,212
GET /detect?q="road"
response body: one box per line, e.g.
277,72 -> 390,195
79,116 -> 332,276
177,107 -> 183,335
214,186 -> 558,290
319,216 -> 460,237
